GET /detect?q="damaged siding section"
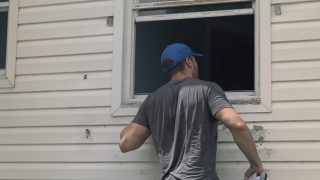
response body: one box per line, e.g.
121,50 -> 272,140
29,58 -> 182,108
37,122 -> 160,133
217,1 -> 320,179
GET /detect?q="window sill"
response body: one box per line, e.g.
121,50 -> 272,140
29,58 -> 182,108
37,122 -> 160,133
112,96 -> 270,117
0,78 -> 14,88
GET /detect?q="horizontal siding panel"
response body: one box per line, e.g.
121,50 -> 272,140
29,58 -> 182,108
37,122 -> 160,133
0,162 -> 319,180
272,40 -> 320,61
20,0 -> 102,7
240,101 -> 320,121
0,89 -> 111,110
1,101 -> 319,127
0,144 -> 158,162
18,18 -> 113,41
271,2 -> 320,23
272,80 -> 320,101
2,121 -> 320,144
0,163 -> 162,180
0,71 -> 111,93
217,142 -> 320,161
272,20 -> 320,42
271,0 -> 318,4
0,126 -> 125,144
219,121 -> 320,142
272,60 -> 320,81
17,35 -> 113,58
19,1 -> 114,24
216,162 -> 320,180
16,53 -> 112,75
0,108 -> 132,127
0,142 -> 318,162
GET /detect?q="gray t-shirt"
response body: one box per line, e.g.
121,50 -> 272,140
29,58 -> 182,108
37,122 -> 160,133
132,78 -> 233,180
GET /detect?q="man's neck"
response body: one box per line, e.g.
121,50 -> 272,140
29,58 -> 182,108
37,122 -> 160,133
170,73 -> 193,81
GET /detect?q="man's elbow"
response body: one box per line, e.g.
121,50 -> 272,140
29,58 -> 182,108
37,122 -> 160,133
119,144 -> 129,153
119,138 -> 139,153
119,141 -> 130,153
228,121 -> 248,132
229,121 -> 247,132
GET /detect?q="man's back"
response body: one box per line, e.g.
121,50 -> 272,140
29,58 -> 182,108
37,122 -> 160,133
133,78 -> 233,180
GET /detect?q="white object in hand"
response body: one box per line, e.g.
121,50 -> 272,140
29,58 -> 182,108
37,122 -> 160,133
249,173 -> 260,180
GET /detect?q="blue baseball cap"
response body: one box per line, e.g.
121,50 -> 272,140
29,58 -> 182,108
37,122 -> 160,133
161,43 -> 203,73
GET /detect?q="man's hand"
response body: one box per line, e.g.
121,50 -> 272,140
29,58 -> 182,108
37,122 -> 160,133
245,165 -> 265,180
119,123 -> 151,153
215,108 -> 264,179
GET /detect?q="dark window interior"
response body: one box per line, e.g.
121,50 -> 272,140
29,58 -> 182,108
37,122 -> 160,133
0,11 -> 8,70
208,16 -> 254,91
135,15 -> 254,94
0,0 -> 9,2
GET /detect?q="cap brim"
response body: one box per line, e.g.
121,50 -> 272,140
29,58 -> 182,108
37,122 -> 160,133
191,52 -> 204,57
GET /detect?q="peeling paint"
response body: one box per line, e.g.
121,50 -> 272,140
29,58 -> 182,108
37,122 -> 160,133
253,125 -> 263,131
134,0 -> 251,9
258,136 -> 265,142
120,101 -> 143,108
229,98 -> 261,105
251,125 -> 268,142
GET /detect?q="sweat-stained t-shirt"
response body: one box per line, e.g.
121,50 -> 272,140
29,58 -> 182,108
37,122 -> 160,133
132,77 -> 233,180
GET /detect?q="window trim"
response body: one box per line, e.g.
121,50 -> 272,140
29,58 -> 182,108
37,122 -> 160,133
111,0 -> 271,116
135,8 -> 254,22
133,0 -> 252,10
0,0 -> 19,88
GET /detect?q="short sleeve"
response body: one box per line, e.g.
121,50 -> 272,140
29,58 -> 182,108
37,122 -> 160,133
208,83 -> 234,117
132,100 -> 150,129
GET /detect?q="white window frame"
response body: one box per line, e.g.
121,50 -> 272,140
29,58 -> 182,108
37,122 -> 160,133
111,0 -> 271,116
0,0 -> 19,88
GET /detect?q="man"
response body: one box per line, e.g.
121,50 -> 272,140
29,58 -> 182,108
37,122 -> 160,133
119,43 -> 264,180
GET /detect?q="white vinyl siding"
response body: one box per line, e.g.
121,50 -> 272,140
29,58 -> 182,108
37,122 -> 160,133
0,0 -> 320,180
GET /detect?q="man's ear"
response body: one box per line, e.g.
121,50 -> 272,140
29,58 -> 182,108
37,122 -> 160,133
185,57 -> 193,68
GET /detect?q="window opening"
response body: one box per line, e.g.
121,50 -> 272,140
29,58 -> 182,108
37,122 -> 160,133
133,1 -> 256,96
135,14 -> 254,94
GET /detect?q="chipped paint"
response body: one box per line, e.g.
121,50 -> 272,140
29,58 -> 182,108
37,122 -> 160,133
253,125 -> 264,131
133,0 -> 251,9
251,125 -> 268,142
120,101 -> 143,108
258,136 -> 265,142
229,98 -> 261,105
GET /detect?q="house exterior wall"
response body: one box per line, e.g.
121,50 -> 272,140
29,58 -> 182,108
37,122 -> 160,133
0,0 -> 320,180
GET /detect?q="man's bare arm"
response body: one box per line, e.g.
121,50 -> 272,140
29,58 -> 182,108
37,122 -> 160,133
119,123 -> 151,153
215,108 -> 264,180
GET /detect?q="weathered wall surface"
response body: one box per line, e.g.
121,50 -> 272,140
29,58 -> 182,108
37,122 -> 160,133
1,0 -> 320,180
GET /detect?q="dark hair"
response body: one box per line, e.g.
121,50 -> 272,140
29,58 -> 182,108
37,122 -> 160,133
162,56 -> 192,77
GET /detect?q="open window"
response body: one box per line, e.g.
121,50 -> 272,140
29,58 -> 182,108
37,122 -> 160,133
111,0 -> 271,116
0,0 -> 19,88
